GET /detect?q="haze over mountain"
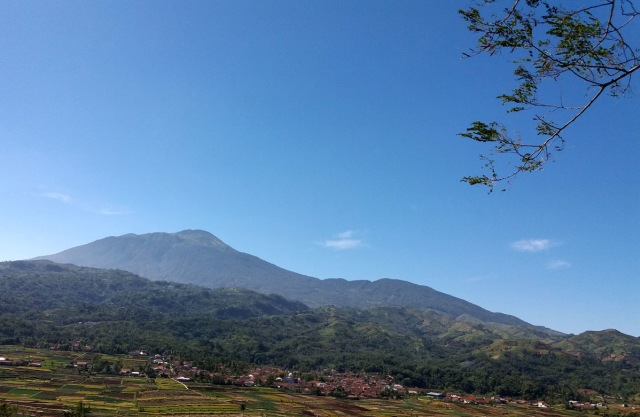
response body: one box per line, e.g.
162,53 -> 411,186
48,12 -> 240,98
36,230 -> 558,334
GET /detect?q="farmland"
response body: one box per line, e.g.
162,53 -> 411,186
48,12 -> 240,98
0,346 -> 634,417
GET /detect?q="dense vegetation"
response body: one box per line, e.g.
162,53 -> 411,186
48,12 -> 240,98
37,230 -> 545,330
1,260 -> 639,402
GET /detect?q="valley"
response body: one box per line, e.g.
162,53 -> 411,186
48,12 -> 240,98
1,346 -> 637,417
1,259 -> 640,407
1,231 -> 639,412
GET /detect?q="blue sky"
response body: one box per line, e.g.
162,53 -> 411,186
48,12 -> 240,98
1,1 -> 638,336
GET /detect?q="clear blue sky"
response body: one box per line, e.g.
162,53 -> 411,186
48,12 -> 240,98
1,1 -> 638,336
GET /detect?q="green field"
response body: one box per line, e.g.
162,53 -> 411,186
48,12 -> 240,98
0,347 -> 634,417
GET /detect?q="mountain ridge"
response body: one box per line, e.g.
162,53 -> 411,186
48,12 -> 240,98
1,259 -> 639,401
35,229 -> 559,334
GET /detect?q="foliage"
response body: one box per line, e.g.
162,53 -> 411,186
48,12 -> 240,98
0,404 -> 18,417
64,402 -> 91,417
0,260 -> 308,321
1,260 -> 640,400
459,0 -> 639,190
37,230 -> 543,329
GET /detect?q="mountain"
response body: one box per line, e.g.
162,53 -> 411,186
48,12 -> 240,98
553,329 -> 640,364
1,260 -> 639,401
0,260 -> 308,320
35,229 -> 555,333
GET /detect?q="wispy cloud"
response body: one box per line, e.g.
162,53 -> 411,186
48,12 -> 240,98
41,192 -> 72,204
548,259 -> 571,269
96,208 -> 131,216
39,190 -> 129,216
321,230 -> 365,250
511,239 -> 553,252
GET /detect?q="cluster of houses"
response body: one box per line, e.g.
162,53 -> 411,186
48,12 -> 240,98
444,394 -> 552,408
430,395 -> 610,410
0,350 -> 621,410
145,354 -> 215,381
568,400 -> 604,410
236,369 -> 406,398
158,357 -> 616,409
48,340 -> 94,352
131,354 -> 413,398
0,356 -> 41,367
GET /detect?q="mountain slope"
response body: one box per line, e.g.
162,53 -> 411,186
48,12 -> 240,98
1,260 -> 639,401
35,230 -> 318,292
36,229 -> 553,331
0,260 -> 308,320
552,329 -> 640,364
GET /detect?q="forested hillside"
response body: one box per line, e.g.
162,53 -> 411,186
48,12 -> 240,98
35,230 -> 551,331
1,260 -> 639,403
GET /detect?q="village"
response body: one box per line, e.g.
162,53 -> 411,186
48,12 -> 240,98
2,346 -> 638,417
137,352 -> 609,410
1,347 -> 617,411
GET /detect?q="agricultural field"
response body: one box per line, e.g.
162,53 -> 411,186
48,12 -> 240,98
0,347 -> 631,417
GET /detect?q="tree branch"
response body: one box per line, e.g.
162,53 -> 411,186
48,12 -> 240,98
458,0 -> 639,191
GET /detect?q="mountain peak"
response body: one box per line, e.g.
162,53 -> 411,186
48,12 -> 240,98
172,230 -> 232,250
34,230 -> 559,334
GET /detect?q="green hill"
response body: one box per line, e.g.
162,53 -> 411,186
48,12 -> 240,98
1,260 -> 639,402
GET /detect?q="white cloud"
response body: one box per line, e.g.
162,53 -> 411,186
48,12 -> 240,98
39,190 -> 129,216
321,230 -> 365,250
548,259 -> 571,269
511,239 -> 553,252
337,230 -> 355,239
96,208 -> 130,216
41,192 -> 72,204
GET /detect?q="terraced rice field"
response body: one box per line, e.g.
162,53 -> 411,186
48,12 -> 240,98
0,347 -> 625,417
